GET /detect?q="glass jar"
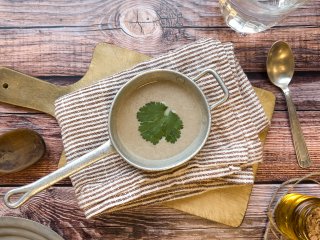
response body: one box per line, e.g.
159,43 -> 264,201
219,0 -> 308,34
274,193 -> 320,240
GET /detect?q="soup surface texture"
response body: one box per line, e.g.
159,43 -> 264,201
115,79 -> 205,160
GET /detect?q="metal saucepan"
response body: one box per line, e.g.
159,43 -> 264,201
4,69 -> 229,209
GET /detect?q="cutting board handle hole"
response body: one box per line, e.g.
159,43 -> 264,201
2,83 -> 8,89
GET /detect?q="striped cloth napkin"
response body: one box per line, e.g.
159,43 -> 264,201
55,39 -> 269,219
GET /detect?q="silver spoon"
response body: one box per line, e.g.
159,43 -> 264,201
267,41 -> 311,168
0,129 -> 46,174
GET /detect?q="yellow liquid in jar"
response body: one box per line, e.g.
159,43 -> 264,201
274,193 -> 320,240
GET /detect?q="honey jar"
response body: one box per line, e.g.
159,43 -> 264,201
274,193 -> 320,240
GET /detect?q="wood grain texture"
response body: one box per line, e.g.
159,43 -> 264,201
1,184 -> 320,240
0,1 -> 319,239
258,111 -> 320,182
0,111 -> 318,184
250,72 -> 320,111
0,0 -> 318,76
1,72 -> 319,113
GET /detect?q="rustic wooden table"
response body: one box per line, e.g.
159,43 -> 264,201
0,1 -> 319,239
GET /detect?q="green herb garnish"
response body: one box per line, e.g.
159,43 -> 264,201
137,102 -> 183,145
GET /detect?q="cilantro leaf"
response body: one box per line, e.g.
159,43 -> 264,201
137,102 -> 183,145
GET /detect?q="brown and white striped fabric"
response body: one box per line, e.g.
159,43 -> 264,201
55,39 -> 269,219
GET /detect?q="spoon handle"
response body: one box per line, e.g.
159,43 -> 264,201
283,88 -> 312,168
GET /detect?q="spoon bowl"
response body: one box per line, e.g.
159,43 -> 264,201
267,41 -> 294,89
267,41 -> 311,168
0,129 -> 46,174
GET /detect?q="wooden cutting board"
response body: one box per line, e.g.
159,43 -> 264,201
75,43 -> 275,227
0,42 -> 275,227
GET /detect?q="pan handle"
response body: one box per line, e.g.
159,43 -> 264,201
4,140 -> 115,209
193,69 -> 229,110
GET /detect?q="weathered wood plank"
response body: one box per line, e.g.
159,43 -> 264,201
1,184 -> 319,240
0,0 -> 317,28
0,0 -> 318,76
250,72 -> 320,111
0,110 -> 319,185
0,72 -> 319,114
258,111 -> 320,182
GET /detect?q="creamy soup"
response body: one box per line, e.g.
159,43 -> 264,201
114,79 -> 205,160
